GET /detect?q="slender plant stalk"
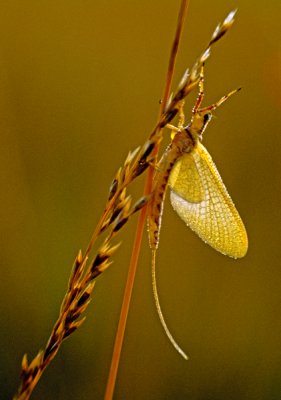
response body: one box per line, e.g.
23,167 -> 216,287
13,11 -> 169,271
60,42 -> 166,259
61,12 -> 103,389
104,1 -> 190,399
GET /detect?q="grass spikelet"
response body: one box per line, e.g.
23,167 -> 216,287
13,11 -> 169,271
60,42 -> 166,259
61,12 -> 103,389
14,130 -> 151,399
210,9 -> 237,45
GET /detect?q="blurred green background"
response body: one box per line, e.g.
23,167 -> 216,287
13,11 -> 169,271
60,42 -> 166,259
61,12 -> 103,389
1,1 -> 280,399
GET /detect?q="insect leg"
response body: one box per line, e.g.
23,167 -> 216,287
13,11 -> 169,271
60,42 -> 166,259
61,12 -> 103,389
178,100 -> 185,129
199,87 -> 241,112
192,65 -> 205,113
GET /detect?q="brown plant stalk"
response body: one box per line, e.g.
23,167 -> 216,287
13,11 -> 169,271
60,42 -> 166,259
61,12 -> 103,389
104,1 -> 190,398
14,3 -> 236,398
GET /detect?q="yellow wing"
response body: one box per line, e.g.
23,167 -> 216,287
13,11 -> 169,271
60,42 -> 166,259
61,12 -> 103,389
169,142 -> 248,258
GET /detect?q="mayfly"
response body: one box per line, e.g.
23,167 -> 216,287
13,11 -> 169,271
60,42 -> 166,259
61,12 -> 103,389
147,11 -> 248,360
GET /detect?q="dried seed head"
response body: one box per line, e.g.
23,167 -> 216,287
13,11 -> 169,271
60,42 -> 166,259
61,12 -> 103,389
63,317 -> 86,339
92,252 -> 109,271
131,195 -> 151,214
223,9 -> 237,29
200,48 -> 211,64
122,195 -> 132,215
139,140 -> 155,162
77,282 -> 95,307
91,258 -> 113,279
177,68 -> 189,92
159,107 -> 178,128
183,79 -> 200,99
108,203 -> 124,226
90,241 -> 120,277
125,146 -> 141,166
100,217 -> 112,233
68,250 -> 85,291
210,9 -> 237,45
108,189 -> 128,225
113,216 -> 129,233
108,195 -> 132,230
29,351 -> 44,369
21,354 -> 29,373
190,61 -> 200,82
107,167 -> 122,201
110,197 -> 132,233
67,287 -> 80,305
108,178 -> 118,201
132,139 -> 155,178
98,259 -> 113,273
122,146 -> 141,183
165,91 -> 174,113
104,241 -> 121,257
76,249 -> 82,265
44,342 -> 59,360
133,160 -> 150,178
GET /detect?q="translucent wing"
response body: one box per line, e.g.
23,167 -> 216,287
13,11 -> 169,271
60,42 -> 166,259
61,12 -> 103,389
169,142 -> 248,258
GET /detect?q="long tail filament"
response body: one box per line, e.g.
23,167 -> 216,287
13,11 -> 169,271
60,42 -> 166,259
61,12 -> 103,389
151,249 -> 188,360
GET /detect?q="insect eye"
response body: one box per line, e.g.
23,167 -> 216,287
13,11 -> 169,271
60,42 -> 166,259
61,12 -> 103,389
203,113 -> 212,123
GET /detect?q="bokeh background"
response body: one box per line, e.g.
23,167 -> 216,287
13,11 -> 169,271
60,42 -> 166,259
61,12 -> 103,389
1,1 -> 280,399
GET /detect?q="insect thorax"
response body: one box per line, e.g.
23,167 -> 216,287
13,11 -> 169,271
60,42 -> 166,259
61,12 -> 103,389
172,128 -> 196,157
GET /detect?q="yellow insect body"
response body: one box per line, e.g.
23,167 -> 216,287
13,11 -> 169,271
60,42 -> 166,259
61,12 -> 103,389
169,141 -> 248,258
147,64 -> 248,359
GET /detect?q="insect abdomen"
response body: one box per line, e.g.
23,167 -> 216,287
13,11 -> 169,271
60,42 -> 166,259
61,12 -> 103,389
147,144 -> 182,249
147,129 -> 195,249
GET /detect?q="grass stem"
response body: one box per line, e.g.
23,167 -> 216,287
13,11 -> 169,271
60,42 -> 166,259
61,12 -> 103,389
104,2 -> 189,398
